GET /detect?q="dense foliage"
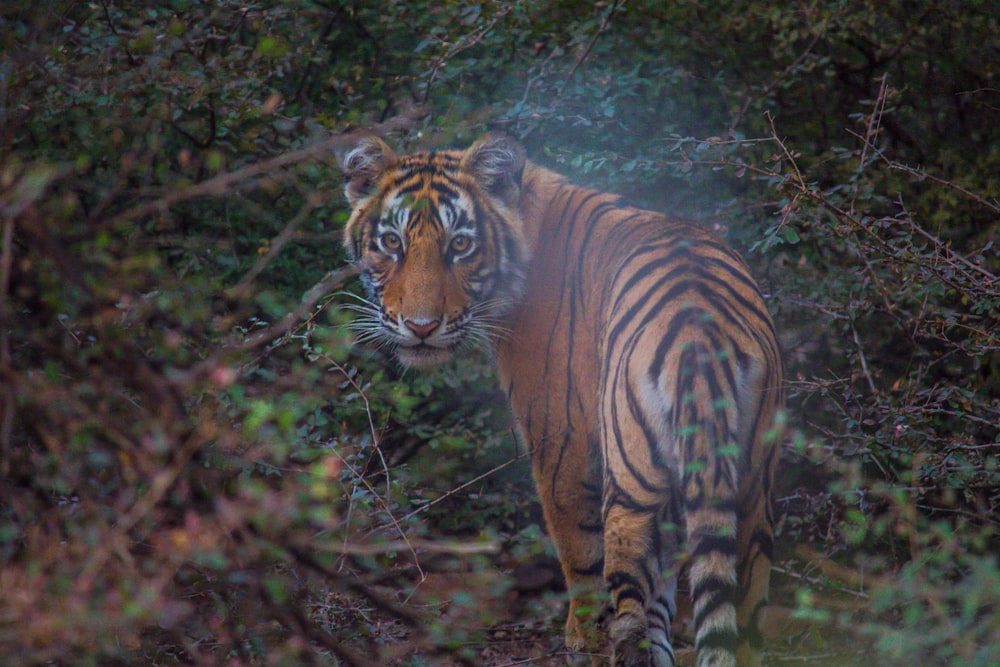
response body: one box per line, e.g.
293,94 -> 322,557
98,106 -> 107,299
2,1 -> 997,665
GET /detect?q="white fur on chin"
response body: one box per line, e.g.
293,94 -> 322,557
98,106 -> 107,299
396,348 -> 454,368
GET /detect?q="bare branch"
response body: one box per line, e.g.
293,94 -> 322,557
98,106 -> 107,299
0,216 -> 13,477
519,0 -> 626,141
105,106 -> 427,229
319,537 -> 499,557
228,192 -> 334,298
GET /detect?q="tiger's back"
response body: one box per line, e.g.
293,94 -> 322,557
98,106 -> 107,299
340,134 -> 783,667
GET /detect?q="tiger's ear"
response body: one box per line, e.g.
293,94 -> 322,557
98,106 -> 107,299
338,135 -> 398,207
460,133 -> 526,207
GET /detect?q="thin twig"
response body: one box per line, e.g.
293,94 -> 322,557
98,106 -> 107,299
312,351 -> 423,577
167,264 -> 359,390
393,445 -> 532,526
850,73 -> 889,216
334,443 -> 426,581
495,651 -> 600,667
556,0 -> 625,99
286,542 -> 425,627
77,430 -> 204,589
228,192 -> 332,297
104,106 -> 426,230
243,265 -> 359,352
261,582 -> 377,667
730,26 -> 825,133
0,216 -> 13,477
98,0 -> 137,67
851,322 -> 878,396
421,6 -> 511,104
844,100 -> 1000,240
319,537 -> 499,557
519,0 -> 625,141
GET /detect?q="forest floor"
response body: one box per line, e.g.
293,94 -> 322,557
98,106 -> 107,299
335,547 -> 871,667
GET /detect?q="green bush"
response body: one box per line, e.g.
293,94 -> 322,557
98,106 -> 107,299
2,1 -> 997,665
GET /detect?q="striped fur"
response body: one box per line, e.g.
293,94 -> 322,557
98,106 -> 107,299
341,134 -> 783,666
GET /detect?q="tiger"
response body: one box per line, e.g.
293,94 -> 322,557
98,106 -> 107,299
339,133 -> 783,667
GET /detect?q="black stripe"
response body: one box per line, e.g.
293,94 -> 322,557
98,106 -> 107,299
581,479 -> 602,499
603,477 -> 662,513
606,224 -> 676,289
690,533 -> 738,559
701,254 -> 764,297
699,270 -> 773,332
606,260 -> 691,353
611,243 -> 694,313
561,192 -> 607,438
615,588 -> 646,606
607,343 -> 662,494
699,327 -> 739,403
394,179 -> 424,196
569,203 -> 630,381
651,641 -> 676,664
648,604 -> 672,626
694,344 -> 730,410
696,627 -> 738,652
429,178 -> 461,200
693,590 -> 736,633
607,570 -> 646,598
624,375 -> 667,468
739,604 -> 765,648
648,306 -> 715,387
607,570 -> 644,593
686,496 -> 740,513
690,574 -> 736,603
539,191 -> 601,424
749,526 -> 774,561
548,433 -> 576,515
573,558 -> 605,576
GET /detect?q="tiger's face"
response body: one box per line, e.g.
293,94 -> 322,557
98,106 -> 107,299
339,134 -> 528,367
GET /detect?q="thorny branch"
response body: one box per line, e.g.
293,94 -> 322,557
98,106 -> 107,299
519,0 -> 626,141
103,105 -> 427,230
420,5 -> 512,104
556,0 -> 626,99
228,190 -> 338,298
652,120 -> 999,300
0,216 -> 13,477
729,23 -> 826,133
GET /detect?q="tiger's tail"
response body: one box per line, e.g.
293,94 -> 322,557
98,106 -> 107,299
674,340 -> 744,667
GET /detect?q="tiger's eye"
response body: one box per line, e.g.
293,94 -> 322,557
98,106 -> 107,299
380,232 -> 402,252
450,235 -> 473,254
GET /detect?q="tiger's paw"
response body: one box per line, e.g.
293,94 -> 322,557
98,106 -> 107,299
563,650 -> 592,666
609,614 -> 658,667
563,633 -> 607,666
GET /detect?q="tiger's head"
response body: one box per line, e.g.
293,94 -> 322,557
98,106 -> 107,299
339,133 -> 529,367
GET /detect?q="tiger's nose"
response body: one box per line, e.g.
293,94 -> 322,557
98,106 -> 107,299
403,318 -> 441,339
